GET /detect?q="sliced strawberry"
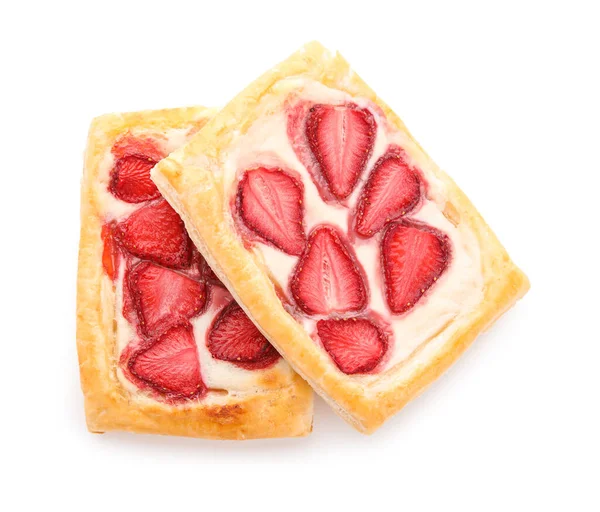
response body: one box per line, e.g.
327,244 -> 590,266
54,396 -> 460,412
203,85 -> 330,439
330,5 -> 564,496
101,222 -> 119,280
114,199 -> 191,269
207,302 -> 279,366
128,261 -> 206,338
306,104 -> 376,200
129,323 -> 205,399
354,147 -> 422,237
109,154 -> 160,203
382,220 -> 451,314
288,100 -> 336,202
317,317 -> 387,374
237,167 -> 305,256
290,225 -> 367,316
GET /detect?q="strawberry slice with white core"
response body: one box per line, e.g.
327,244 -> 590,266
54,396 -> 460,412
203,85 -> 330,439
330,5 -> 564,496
114,199 -> 191,269
291,225 -> 367,316
207,302 -> 279,365
237,167 -> 306,256
306,104 -> 376,200
354,147 -> 421,237
129,323 -> 204,398
317,317 -> 387,374
287,100 -> 336,202
109,154 -> 160,203
129,261 -> 206,338
382,220 -> 450,314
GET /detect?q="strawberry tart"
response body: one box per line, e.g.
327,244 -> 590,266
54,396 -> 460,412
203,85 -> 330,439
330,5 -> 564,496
76,106 -> 313,439
152,43 -> 529,433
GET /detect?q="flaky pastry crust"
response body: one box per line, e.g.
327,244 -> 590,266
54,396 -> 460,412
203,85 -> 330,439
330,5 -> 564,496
77,107 -> 313,439
152,44 -> 530,433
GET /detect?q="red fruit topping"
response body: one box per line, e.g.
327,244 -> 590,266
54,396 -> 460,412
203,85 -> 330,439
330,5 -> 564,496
290,225 -> 367,316
354,147 -> 422,237
382,220 -> 450,314
101,222 -> 119,280
129,323 -> 205,399
237,167 -> 305,256
207,302 -> 279,366
114,199 -> 191,269
317,317 -> 387,374
306,104 -> 376,200
109,154 -> 160,203
128,261 -> 206,338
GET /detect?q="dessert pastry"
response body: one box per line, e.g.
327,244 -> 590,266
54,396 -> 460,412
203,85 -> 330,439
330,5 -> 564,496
77,106 -> 313,439
152,43 -> 530,434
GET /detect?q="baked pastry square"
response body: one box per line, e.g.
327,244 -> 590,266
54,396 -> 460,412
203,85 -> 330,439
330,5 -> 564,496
152,43 -> 529,434
77,106 -> 313,439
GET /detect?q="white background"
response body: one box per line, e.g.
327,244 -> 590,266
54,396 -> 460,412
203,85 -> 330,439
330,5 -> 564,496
2,1 -> 599,510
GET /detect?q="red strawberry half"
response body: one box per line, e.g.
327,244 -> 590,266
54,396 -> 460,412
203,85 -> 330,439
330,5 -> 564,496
382,220 -> 450,314
354,147 -> 421,238
290,225 -> 367,316
317,317 -> 387,374
109,154 -> 160,203
306,104 -> 376,200
129,323 -> 205,399
207,302 -> 279,368
114,199 -> 191,269
287,100 -> 338,203
128,261 -> 206,338
237,167 -> 305,256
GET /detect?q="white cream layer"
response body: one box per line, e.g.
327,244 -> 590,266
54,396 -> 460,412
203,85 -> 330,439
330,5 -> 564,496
222,79 -> 484,373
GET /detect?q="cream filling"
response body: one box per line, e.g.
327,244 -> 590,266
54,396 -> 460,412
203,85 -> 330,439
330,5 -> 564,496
222,79 -> 484,374
95,127 -> 294,400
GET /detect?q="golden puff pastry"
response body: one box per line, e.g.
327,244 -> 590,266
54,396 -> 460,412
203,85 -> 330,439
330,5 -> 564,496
151,43 -> 529,434
77,106 -> 313,439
